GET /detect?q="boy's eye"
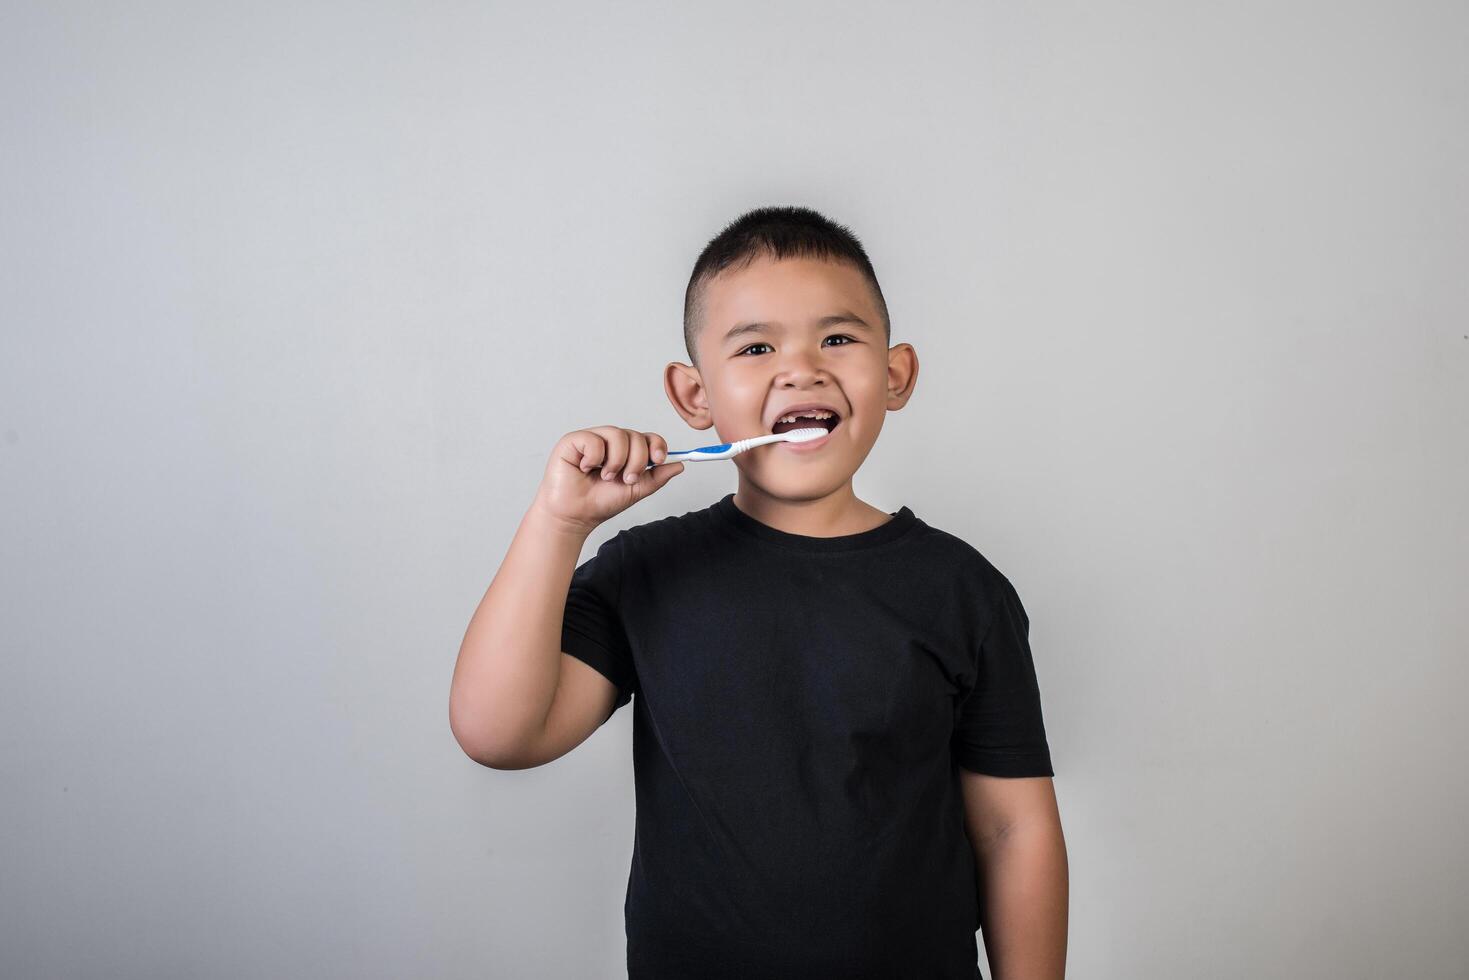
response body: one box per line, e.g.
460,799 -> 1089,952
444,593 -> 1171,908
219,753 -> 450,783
736,335 -> 855,357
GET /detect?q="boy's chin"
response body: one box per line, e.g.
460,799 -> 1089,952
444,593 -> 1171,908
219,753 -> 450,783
751,457 -> 858,488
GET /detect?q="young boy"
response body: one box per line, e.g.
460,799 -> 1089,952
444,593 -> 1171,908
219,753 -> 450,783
450,206 -> 1068,979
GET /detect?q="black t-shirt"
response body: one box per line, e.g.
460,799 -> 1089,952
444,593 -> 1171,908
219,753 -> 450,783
560,493 -> 1054,980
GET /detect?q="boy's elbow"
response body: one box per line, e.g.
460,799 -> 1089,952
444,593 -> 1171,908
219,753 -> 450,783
452,726 -> 540,770
465,744 -> 538,770
452,655 -> 618,770
449,701 -> 540,770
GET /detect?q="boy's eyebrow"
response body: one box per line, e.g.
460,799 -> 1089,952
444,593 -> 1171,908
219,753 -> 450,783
722,312 -> 874,344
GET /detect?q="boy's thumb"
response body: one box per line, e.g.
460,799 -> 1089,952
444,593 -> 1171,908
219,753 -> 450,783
646,461 -> 684,490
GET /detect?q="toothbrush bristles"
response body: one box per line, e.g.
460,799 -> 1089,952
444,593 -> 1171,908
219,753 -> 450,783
783,427 -> 828,442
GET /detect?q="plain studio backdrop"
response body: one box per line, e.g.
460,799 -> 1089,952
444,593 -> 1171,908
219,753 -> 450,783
2,2 -> 1465,978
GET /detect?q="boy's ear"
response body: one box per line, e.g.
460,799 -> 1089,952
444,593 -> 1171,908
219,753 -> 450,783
664,360 -> 715,431
885,343 -> 919,411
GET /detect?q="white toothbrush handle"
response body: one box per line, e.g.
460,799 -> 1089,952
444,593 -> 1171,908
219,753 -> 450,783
651,433 -> 786,466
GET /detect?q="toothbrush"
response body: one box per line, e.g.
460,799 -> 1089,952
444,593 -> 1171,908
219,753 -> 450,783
646,426 -> 829,467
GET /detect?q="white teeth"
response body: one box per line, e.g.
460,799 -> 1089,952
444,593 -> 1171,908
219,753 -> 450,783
776,409 -> 835,424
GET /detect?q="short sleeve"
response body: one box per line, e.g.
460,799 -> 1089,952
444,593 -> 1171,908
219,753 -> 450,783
952,575 -> 1055,777
560,533 -> 637,715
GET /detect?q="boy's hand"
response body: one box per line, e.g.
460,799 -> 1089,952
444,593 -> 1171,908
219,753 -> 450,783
532,426 -> 685,535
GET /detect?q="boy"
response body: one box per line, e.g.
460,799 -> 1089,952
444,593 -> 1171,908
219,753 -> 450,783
450,206 -> 1068,979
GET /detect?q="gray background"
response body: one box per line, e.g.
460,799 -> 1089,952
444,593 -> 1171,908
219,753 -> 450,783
3,2 -> 1466,977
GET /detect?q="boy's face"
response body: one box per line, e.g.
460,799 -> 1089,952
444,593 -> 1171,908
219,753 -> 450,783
665,254 -> 918,498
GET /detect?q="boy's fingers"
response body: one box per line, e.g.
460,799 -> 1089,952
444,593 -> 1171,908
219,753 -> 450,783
599,428 -> 629,481
622,432 -> 650,484
569,427 -> 675,484
574,432 -> 605,473
645,432 -> 668,466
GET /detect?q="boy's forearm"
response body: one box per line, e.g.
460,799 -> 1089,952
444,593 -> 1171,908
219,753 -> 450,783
976,818 -> 1069,980
449,501 -> 590,764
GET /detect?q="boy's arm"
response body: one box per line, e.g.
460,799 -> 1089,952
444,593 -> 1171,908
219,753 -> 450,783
449,503 -> 609,768
960,771 -> 1069,980
450,426 -> 681,770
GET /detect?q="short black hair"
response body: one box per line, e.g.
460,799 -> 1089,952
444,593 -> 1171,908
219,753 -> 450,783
683,205 -> 891,365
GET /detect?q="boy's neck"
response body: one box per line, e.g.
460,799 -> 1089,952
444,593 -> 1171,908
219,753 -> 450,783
731,479 -> 895,538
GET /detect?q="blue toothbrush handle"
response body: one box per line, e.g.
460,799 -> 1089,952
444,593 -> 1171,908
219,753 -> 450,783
643,431 -> 812,466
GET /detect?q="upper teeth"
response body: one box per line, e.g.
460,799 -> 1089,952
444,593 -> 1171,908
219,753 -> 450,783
777,409 -> 835,424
